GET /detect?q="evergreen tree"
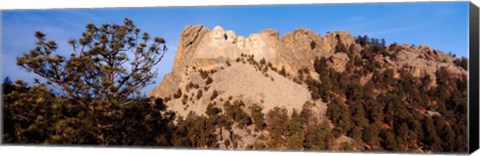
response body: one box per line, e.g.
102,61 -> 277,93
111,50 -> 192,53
286,110 -> 305,150
266,107 -> 289,148
363,123 -> 381,150
249,104 -> 266,130
304,120 -> 334,150
224,100 -> 252,129
423,117 -> 442,151
4,19 -> 174,145
381,130 -> 398,151
16,18 -> 167,104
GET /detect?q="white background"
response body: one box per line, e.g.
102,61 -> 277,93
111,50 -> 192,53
0,0 -> 479,156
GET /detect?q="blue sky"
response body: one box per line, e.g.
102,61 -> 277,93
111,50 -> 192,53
1,2 -> 470,94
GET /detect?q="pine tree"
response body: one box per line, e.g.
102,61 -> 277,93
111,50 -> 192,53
266,107 -> 289,148
249,104 -> 266,130
16,18 -> 167,105
224,100 -> 252,129
304,120 -> 334,150
286,110 -> 305,150
4,19 -> 175,145
381,130 -> 398,151
363,123 -> 381,150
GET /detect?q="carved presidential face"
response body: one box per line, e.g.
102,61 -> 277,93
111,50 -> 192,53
225,30 -> 237,43
212,26 -> 225,40
236,36 -> 245,49
249,34 -> 261,47
244,37 -> 252,49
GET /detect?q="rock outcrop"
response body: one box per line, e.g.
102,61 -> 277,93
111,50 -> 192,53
380,43 -> 467,86
147,25 -> 467,151
149,25 -> 357,99
149,25 -> 467,116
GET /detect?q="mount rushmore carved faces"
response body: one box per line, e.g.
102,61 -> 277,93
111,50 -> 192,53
236,36 -> 245,49
212,25 -> 226,40
226,30 -> 237,43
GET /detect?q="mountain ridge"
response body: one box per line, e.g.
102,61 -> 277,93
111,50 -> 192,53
149,25 -> 466,102
147,25 -> 468,151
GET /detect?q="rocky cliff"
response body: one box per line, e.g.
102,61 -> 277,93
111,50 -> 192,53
149,25 -> 466,113
148,25 -> 467,150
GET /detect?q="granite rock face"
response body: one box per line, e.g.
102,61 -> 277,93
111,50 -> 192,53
382,44 -> 466,86
149,25 -> 466,115
149,26 -> 358,98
